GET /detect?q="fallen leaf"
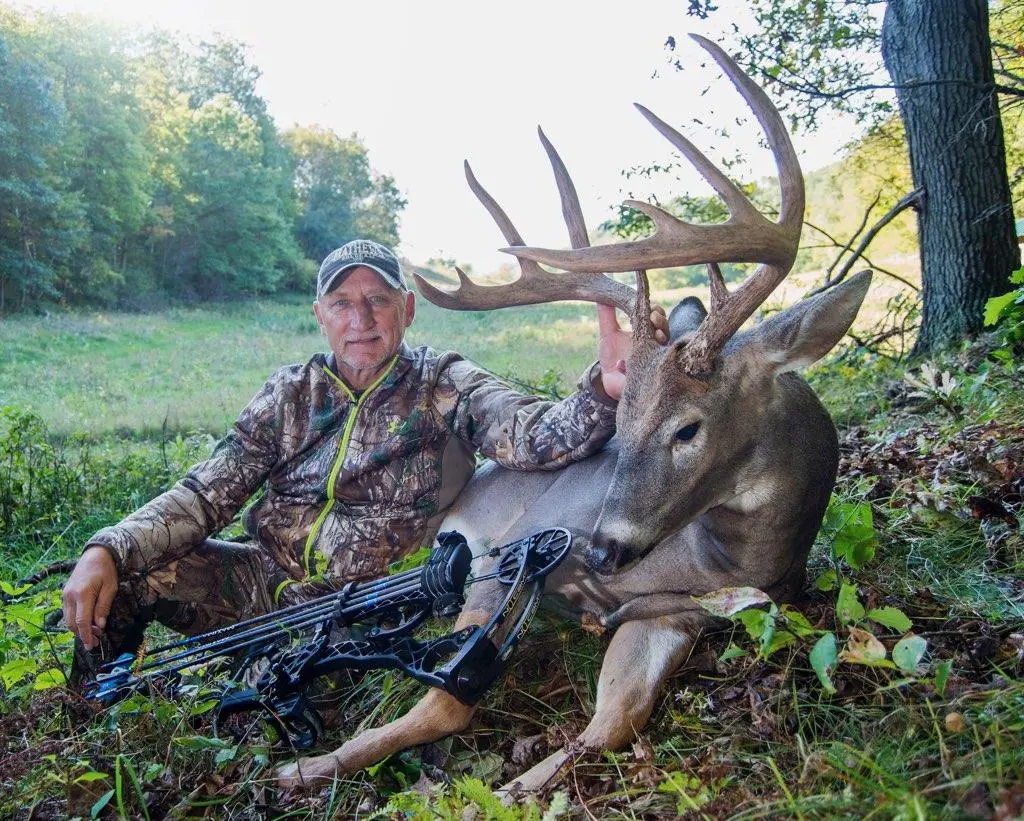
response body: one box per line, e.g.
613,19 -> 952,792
631,737 -> 655,762
892,634 -> 928,675
692,587 -> 771,618
967,495 -> 1017,526
580,612 -> 607,635
839,628 -> 894,668
958,782 -> 991,819
866,606 -> 913,633
836,582 -> 865,625
510,734 -> 547,768
995,784 -> 1024,820
810,633 -> 838,694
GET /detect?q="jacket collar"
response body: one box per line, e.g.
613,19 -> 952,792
321,341 -> 415,398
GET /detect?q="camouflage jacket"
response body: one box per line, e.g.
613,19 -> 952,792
87,343 -> 616,597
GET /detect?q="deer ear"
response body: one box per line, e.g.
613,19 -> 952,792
668,296 -> 708,342
745,270 -> 873,374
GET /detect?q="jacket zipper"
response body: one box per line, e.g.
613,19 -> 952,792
302,357 -> 399,579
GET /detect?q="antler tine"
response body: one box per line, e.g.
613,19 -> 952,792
413,153 -> 637,315
632,270 -> 655,345
537,127 -> 589,251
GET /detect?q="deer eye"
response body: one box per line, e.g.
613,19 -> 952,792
675,422 -> 701,442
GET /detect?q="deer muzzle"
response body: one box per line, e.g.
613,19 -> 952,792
586,519 -> 643,573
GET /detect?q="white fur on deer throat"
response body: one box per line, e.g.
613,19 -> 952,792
722,475 -> 774,514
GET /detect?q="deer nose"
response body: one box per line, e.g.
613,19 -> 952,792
585,534 -> 625,573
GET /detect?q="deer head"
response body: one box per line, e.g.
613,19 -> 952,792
588,268 -> 870,571
414,34 -> 871,573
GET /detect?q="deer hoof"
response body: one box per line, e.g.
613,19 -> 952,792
498,748 -> 572,801
275,752 -> 342,791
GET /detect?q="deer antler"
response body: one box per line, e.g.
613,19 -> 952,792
413,131 -> 637,316
417,35 -> 804,375
503,35 -> 804,374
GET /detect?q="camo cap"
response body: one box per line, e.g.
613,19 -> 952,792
317,240 -> 407,296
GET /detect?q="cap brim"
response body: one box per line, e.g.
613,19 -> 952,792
319,262 -> 405,295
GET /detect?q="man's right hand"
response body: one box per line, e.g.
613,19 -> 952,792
62,546 -> 118,650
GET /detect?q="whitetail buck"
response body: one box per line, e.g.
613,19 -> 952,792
277,34 -> 872,793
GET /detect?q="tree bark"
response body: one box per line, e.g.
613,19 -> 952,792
881,0 -> 1020,356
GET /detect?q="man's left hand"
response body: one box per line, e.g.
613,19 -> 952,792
595,303 -> 668,401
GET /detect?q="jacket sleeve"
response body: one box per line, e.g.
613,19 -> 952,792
435,357 -> 617,471
84,373 -> 283,575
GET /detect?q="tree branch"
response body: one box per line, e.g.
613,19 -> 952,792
804,220 -> 920,293
807,188 -> 923,297
764,73 -> 1010,101
995,83 -> 1024,99
827,191 -> 881,279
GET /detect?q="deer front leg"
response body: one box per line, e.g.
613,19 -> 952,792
275,607 -> 491,790
501,615 -> 696,796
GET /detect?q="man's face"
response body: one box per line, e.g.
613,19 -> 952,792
313,266 -> 415,389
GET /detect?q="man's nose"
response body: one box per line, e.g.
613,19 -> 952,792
351,301 -> 374,329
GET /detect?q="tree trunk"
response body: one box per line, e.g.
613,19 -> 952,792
881,0 -> 1020,356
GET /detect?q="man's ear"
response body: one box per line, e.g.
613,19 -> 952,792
312,300 -> 326,334
404,290 -> 416,327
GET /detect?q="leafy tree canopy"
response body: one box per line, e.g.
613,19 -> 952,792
0,8 -> 405,312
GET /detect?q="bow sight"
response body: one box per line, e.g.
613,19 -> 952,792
87,527 -> 572,749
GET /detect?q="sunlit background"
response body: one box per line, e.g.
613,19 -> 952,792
13,0 -> 862,273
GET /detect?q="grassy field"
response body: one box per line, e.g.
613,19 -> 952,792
1,280 -> 1022,819
0,263 -> 918,439
0,296 -> 608,438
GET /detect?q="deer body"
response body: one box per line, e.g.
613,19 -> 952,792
275,35 -> 873,794
447,357 -> 841,629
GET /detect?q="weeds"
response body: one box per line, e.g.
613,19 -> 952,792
1,294 -> 1022,818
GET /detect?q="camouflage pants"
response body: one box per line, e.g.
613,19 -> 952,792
73,538 -> 289,680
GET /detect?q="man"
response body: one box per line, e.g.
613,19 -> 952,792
63,239 -> 665,679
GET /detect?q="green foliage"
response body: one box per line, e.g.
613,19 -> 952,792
657,770 -> 725,813
835,580 -> 866,624
0,405 -> 210,574
0,583 -> 71,696
866,606 -> 912,632
819,497 -> 879,571
984,265 -> 1024,345
809,631 -> 838,693
721,0 -> 886,132
285,126 -> 406,262
697,579 -> 925,694
0,407 -> 84,540
382,777 -> 566,820
0,23 -> 87,311
0,8 -> 404,313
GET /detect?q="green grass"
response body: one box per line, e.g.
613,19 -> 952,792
0,296 -> 604,438
1,296 -> 1022,819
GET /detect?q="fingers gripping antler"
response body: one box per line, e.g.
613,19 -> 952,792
412,132 -> 637,317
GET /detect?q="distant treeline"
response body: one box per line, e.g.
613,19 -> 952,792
0,7 -> 405,313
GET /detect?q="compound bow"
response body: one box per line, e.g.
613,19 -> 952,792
87,527 -> 572,749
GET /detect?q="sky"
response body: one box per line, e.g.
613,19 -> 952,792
15,0 -> 863,273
